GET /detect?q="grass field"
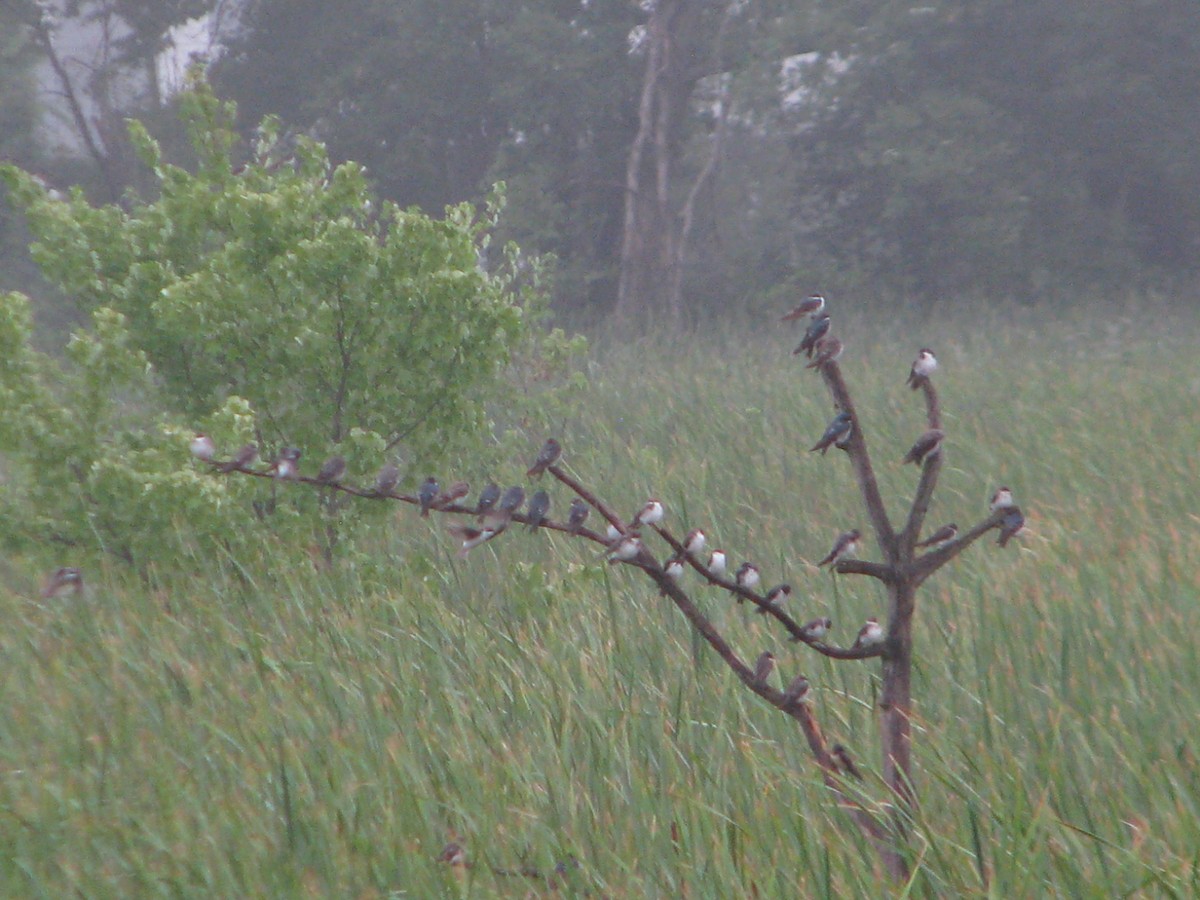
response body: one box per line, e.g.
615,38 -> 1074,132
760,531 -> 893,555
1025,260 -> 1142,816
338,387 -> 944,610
2,302 -> 1199,897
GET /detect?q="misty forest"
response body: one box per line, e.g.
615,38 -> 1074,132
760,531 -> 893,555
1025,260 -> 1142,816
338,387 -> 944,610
1,1 -> 1199,896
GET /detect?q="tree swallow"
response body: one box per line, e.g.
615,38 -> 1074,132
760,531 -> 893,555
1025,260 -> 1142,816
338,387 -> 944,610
217,443 -> 258,473
567,498 -> 590,532
997,507 -> 1026,548
853,617 -> 885,650
632,498 -> 664,528
684,529 -> 706,556
498,485 -> 526,515
418,476 -> 440,517
269,446 -> 302,479
735,562 -> 761,590
902,429 -> 945,466
756,583 -> 792,614
41,566 -> 84,598
915,523 -> 958,548
794,314 -> 832,358
781,674 -> 811,706
475,482 -> 501,514
374,463 -> 401,496
315,455 -> 347,484
907,348 -> 938,389
781,293 -> 826,322
752,651 -> 776,685
526,437 -> 562,478
805,335 -> 844,369
811,411 -> 853,454
707,549 -> 727,576
438,480 -> 471,508
526,490 -> 551,530
796,617 -> 832,642
608,535 -> 643,562
436,842 -> 467,866
990,486 -> 1015,512
446,520 -> 505,558
190,432 -> 216,461
818,529 -> 862,567
831,743 -> 863,780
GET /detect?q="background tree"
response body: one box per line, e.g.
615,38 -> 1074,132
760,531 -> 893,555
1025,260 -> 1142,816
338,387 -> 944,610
0,79 -> 583,563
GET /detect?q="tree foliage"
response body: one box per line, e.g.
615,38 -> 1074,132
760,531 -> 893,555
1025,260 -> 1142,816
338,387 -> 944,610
0,79 -> 583,564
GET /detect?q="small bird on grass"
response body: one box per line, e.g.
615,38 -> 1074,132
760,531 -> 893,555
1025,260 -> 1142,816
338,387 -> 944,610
526,438 -> 562,478
41,566 -> 84,599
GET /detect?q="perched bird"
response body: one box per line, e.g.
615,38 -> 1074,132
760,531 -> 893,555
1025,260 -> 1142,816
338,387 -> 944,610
41,566 -> 84,599
997,507 -> 1026,548
818,529 -> 862,567
794,314 -> 832,358
853,617 -> 885,650
683,529 -> 707,556
907,348 -> 938,390
781,293 -> 826,322
608,535 -> 643,563
437,842 -> 467,866
707,549 -> 727,576
269,446 -> 302,479
810,411 -> 853,454
438,480 -> 471,508
796,617 -> 832,642
418,476 -> 440,517
902,428 -> 945,466
475,482 -> 501,515
664,557 -> 685,580
632,499 -> 664,528
832,743 -> 864,780
990,486 -> 1015,512
498,485 -> 526,515
781,674 -> 811,706
217,443 -> 258,473
446,520 -> 505,558
526,437 -> 562,478
756,583 -> 792,614
315,455 -> 346,484
805,335 -> 845,369
915,523 -> 958,549
526,490 -> 551,531
735,562 -> 761,590
752,651 -> 776,686
190,432 -> 216,462
374,463 -> 401,497
606,522 -> 622,541
567,498 -> 590,532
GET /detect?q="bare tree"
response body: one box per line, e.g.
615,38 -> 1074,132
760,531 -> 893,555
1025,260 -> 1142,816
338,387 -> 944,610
212,320 -> 1024,882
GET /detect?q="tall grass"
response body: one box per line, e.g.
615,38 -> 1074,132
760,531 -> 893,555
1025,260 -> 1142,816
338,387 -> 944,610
2,302 -> 1198,896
